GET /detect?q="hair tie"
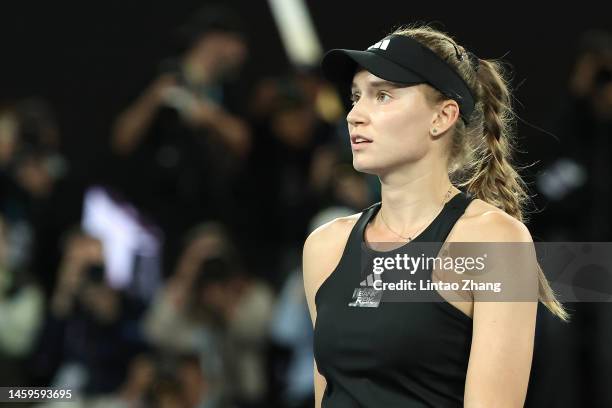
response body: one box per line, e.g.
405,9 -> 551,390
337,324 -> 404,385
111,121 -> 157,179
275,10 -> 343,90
441,39 -> 480,73
441,38 -> 462,61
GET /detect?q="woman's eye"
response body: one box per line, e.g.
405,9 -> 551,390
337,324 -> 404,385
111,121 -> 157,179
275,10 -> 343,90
350,94 -> 360,105
377,92 -> 391,102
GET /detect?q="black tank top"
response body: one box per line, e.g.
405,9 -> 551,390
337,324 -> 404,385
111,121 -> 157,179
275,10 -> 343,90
314,191 -> 475,408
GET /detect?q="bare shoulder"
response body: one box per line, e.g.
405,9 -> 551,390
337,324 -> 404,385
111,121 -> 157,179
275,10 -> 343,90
304,213 -> 360,251
450,198 -> 533,243
303,212 -> 361,277
302,212 -> 362,320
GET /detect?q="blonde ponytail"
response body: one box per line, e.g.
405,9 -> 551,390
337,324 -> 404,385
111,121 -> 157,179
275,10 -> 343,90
394,24 -> 569,321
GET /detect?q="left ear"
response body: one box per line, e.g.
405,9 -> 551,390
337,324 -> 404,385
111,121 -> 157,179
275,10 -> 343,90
430,99 -> 460,136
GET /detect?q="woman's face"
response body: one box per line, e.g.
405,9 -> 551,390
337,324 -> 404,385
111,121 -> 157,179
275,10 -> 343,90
347,69 -> 438,175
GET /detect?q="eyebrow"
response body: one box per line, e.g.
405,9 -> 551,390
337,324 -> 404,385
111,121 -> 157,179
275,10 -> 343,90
351,79 -> 406,92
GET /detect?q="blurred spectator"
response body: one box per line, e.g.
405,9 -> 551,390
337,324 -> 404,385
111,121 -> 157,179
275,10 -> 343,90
34,229 -> 145,395
143,223 -> 274,407
245,73 -> 341,275
0,105 -> 30,265
249,70 -> 344,126
536,29 -> 612,240
0,213 -> 44,387
0,98 -> 76,295
110,5 -> 251,273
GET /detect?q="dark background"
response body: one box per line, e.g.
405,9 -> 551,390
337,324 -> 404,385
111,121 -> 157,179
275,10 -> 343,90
2,1 -> 610,168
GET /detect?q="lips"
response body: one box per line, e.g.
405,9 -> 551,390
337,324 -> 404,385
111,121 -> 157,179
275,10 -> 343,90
350,134 -> 373,144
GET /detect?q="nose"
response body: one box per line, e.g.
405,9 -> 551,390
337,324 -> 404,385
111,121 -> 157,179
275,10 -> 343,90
346,100 -> 368,128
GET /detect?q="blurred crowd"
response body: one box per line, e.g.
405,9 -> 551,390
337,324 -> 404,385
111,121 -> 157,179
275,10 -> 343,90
0,5 -> 611,408
1,6 -> 370,408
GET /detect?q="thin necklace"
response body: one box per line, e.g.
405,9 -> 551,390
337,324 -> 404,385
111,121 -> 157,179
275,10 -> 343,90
379,185 -> 454,241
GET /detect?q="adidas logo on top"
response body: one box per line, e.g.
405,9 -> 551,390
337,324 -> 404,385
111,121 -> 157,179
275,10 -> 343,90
360,271 -> 383,287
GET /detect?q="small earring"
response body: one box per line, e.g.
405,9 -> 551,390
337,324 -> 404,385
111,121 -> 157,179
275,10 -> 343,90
432,128 -> 438,134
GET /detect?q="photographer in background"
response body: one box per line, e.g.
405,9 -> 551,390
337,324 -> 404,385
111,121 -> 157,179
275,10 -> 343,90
143,223 -> 274,408
110,5 -> 251,275
36,229 -> 143,396
0,98 -> 74,295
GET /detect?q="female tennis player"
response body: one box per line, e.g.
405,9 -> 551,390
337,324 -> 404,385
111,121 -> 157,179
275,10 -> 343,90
303,24 -> 567,407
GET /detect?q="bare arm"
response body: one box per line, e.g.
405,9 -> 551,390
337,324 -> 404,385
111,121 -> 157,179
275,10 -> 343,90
302,216 -> 357,408
312,361 -> 327,408
112,72 -> 251,158
463,213 -> 539,407
185,97 -> 252,157
111,75 -> 176,156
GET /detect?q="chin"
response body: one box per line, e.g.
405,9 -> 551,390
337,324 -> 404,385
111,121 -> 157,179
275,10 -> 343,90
352,156 -> 382,175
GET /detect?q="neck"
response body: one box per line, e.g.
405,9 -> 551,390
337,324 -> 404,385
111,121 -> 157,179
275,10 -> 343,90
377,159 -> 458,234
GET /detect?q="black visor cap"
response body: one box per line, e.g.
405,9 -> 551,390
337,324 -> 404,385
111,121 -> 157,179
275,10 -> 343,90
321,48 -> 426,89
320,35 -> 476,122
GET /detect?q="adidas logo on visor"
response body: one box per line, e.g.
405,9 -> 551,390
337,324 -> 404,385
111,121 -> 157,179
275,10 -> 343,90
368,38 -> 390,51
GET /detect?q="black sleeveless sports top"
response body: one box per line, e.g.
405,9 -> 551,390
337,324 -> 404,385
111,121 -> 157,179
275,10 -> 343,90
314,191 -> 475,408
